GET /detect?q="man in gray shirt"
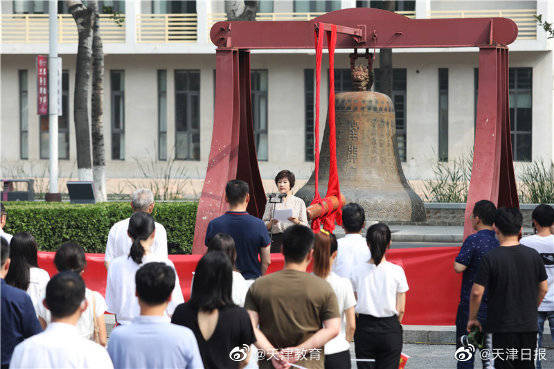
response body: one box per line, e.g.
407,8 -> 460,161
107,262 -> 203,369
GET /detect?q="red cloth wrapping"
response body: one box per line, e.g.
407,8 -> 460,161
37,247 -> 461,325
311,23 -> 342,233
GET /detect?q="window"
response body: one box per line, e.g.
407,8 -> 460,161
40,71 -> 69,160
158,70 -> 167,161
438,68 -> 448,162
251,70 -> 268,161
98,1 -> 125,13
294,1 -> 341,12
13,0 -> 46,14
111,70 -> 125,160
152,0 -> 195,13
175,70 -> 200,160
474,67 -> 532,162
259,0 -> 274,13
356,1 -> 415,11
304,69 -> 315,162
19,70 -> 28,160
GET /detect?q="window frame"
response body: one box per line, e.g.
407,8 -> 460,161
39,70 -> 70,160
250,69 -> 269,161
110,70 -> 125,161
19,70 -> 29,160
174,69 -> 201,161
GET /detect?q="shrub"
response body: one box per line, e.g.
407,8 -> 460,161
423,152 -> 473,203
2,202 -> 197,254
518,161 -> 554,204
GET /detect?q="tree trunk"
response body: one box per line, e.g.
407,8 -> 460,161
68,0 -> 93,181
379,0 -> 395,99
89,0 -> 107,201
225,1 -> 258,21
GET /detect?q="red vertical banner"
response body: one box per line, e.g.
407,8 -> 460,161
37,55 -> 48,115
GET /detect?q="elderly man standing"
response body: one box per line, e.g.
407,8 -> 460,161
104,189 -> 168,269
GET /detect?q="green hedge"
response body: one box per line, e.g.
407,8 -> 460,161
3,202 -> 197,254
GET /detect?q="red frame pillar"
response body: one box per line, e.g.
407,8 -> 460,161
464,47 -> 518,238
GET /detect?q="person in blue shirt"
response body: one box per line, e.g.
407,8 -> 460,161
205,180 -> 271,280
453,200 -> 499,369
107,262 -> 203,369
0,237 -> 42,369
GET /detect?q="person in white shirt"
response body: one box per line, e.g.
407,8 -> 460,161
0,203 -> 12,244
520,204 -> 554,369
106,211 -> 184,325
38,242 -> 108,346
333,203 -> 371,279
350,223 -> 408,369
4,232 -> 50,322
10,272 -> 113,369
313,231 -> 356,369
108,262 -> 203,369
104,189 -> 168,269
206,233 -> 249,306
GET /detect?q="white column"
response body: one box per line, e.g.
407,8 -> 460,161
48,0 -> 59,196
341,0 -> 356,10
196,0 -> 209,45
415,0 -> 431,19
125,0 -> 138,47
537,0 -> 549,43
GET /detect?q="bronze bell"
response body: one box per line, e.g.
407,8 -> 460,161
297,60 -> 426,223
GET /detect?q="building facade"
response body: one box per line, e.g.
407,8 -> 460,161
1,0 -> 553,197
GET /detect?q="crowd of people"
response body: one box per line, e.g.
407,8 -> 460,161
0,170 -> 553,369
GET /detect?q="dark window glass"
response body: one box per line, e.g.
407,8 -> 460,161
40,70 -> 69,160
19,70 -> 28,160
158,70 -> 167,161
438,68 -> 448,162
356,1 -> 415,11
294,0 -> 341,12
251,70 -> 268,161
474,67 -> 532,162
175,70 -> 200,160
111,70 -> 125,160
152,0 -> 196,13
305,69 -> 314,162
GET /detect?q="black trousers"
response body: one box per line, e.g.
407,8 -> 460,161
354,314 -> 403,369
325,349 -> 351,369
270,232 -> 284,253
492,332 -> 537,369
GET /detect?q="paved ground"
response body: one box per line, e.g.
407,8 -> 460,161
349,344 -> 554,369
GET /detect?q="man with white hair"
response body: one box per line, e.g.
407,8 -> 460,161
104,189 -> 168,269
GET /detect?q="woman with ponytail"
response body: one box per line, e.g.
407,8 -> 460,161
106,212 -> 184,325
349,223 -> 409,369
313,231 -> 356,369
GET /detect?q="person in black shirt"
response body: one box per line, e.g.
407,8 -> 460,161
468,208 -> 548,369
172,251 -> 256,369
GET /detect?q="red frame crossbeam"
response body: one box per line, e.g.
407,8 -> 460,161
192,8 -> 520,254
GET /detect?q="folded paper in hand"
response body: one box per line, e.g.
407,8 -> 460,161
274,208 -> 293,226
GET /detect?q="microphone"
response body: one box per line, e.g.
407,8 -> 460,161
278,193 -> 287,199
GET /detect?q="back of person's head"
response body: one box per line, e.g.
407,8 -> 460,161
342,203 -> 365,233
225,180 -> 249,206
366,223 -> 391,266
128,211 -> 155,264
54,241 -> 87,273
473,200 -> 496,226
313,231 -> 338,278
274,170 -> 296,189
282,225 -> 314,264
532,204 -> 554,228
1,237 -> 9,268
45,271 -> 86,319
136,262 -> 175,305
5,232 -> 39,291
131,188 -> 155,212
189,251 -> 234,311
494,208 -> 523,236
207,233 -> 237,266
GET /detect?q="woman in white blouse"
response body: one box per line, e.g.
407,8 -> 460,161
38,241 -> 108,346
262,170 -> 308,253
106,211 -> 184,325
350,223 -> 409,369
4,232 -> 50,322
